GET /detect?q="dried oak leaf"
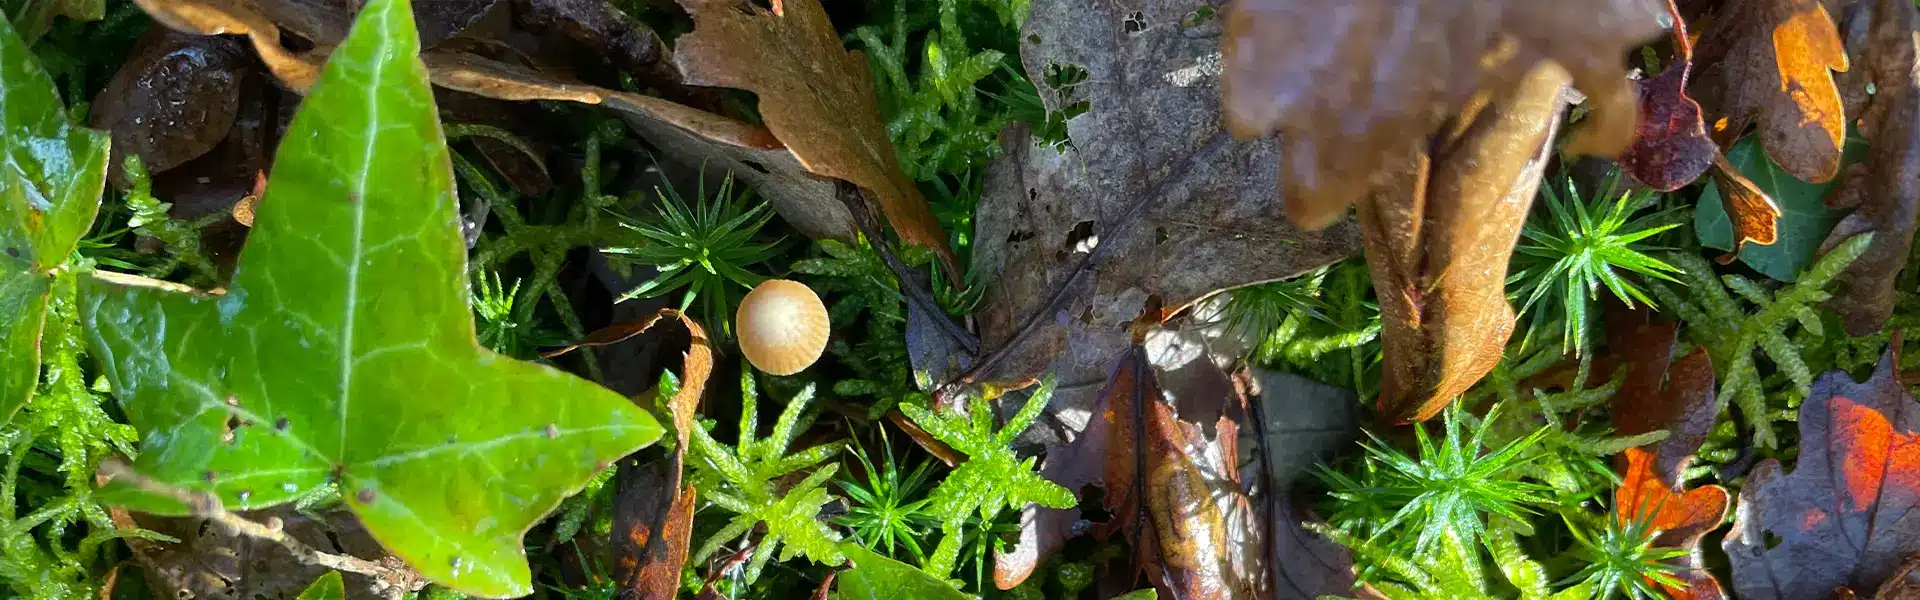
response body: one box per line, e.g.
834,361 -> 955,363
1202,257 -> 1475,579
89,29 -> 253,187
1363,62 -> 1570,422
1724,341 -> 1920,599
1697,0 -> 1850,183
671,0 -> 954,265
1619,4 -> 1719,191
1605,303 -> 1720,484
1616,447 -> 1731,599
1221,0 -> 1664,229
1816,0 -> 1920,336
961,0 -> 1360,411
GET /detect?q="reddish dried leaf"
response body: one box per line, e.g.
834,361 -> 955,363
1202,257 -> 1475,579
1706,151 -> 1784,255
1221,0 -> 1663,229
1816,0 -> 1920,336
1364,62 -> 1569,422
1620,2 -> 1718,191
1616,447 -> 1731,599
89,30 -> 251,187
671,0 -> 953,265
1724,341 -> 1920,599
1606,303 -> 1720,483
1699,0 -> 1850,182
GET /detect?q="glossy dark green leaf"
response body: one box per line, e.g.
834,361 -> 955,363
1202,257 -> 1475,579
77,0 -> 659,595
1696,130 -> 1868,281
295,572 -> 345,600
832,542 -> 968,600
0,11 -> 109,424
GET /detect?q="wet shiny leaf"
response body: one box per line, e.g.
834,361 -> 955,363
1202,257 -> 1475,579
79,0 -> 660,594
90,30 -> 253,186
1723,341 -> 1920,599
0,12 -> 109,425
1221,0 -> 1663,228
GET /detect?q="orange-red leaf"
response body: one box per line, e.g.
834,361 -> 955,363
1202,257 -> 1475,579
1616,447 -> 1731,599
1221,0 -> 1663,229
1724,340 -> 1920,598
671,0 -> 953,265
1705,151 -> 1783,257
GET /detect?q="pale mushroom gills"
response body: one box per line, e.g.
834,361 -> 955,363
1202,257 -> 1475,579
737,279 -> 830,375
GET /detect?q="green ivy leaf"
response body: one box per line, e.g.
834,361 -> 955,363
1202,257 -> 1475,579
0,11 -> 108,425
833,542 -> 968,600
294,572 -> 345,600
1696,130 -> 1868,281
76,0 -> 660,595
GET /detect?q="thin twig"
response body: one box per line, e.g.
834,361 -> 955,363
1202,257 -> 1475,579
98,461 -> 425,598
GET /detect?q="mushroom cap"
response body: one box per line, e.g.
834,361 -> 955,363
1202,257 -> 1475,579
737,279 -> 830,375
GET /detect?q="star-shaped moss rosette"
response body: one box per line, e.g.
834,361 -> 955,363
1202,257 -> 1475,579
77,0 -> 660,595
0,12 -> 109,425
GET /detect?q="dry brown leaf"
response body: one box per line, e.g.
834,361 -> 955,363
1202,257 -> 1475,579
959,0 -> 1359,415
245,0 -> 495,48
1220,0 -> 1663,229
671,0 -> 953,266
1706,151 -> 1784,257
1363,62 -> 1570,422
1615,447 -> 1731,599
1817,0 -> 1920,335
1725,340 -> 1920,598
1699,0 -> 1851,182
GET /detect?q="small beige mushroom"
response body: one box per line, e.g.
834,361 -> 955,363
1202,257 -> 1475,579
737,279 -> 830,375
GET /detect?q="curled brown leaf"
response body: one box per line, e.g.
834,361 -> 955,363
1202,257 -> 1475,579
1365,61 -> 1569,422
90,30 -> 252,187
1221,0 -> 1663,229
1706,151 -> 1784,257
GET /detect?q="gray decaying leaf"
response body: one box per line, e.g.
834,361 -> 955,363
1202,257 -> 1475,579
90,30 -> 252,187
961,0 -> 1361,423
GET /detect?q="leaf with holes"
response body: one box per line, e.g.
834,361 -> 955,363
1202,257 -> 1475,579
77,0 -> 661,595
1723,342 -> 1920,599
0,12 -> 110,426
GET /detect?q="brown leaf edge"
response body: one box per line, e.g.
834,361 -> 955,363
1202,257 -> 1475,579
1618,0 -> 1718,191
559,310 -> 711,597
